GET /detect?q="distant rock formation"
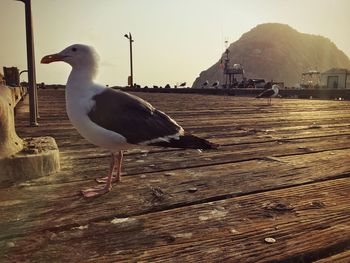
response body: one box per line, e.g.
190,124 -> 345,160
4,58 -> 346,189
192,23 -> 350,88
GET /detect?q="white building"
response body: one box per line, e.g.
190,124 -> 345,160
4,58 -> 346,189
320,68 -> 350,89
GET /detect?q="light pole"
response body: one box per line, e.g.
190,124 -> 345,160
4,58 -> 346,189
17,0 -> 39,126
124,33 -> 134,88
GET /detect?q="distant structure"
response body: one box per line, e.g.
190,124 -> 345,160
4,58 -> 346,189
221,48 -> 244,88
193,23 -> 350,89
252,79 -> 266,88
298,68 -> 350,89
320,68 -> 350,89
300,70 -> 320,89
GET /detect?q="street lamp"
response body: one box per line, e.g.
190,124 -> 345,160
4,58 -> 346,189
16,0 -> 39,126
124,33 -> 134,88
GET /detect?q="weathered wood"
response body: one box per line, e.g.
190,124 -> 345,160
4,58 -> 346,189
315,249 -> 350,263
0,147 -> 349,244
0,86 -> 23,158
3,178 -> 350,262
28,133 -> 350,189
1,89 -> 350,262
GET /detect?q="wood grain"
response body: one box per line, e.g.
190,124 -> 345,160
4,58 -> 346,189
1,89 -> 350,262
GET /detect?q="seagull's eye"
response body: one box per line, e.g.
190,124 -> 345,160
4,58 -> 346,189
72,47 -> 77,52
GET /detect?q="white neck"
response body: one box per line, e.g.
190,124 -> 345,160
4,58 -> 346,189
66,67 -> 96,97
68,67 -> 95,85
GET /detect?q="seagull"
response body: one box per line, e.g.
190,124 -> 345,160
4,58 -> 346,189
256,84 -> 279,105
41,44 -> 217,198
202,80 -> 209,88
212,81 -> 219,88
179,82 -> 186,87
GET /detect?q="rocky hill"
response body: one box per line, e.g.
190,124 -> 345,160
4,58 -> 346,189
192,23 -> 350,88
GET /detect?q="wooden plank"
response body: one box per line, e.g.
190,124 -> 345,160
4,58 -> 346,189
43,134 -> 350,186
16,122 -> 350,147
57,133 -> 350,164
1,148 -> 350,243
3,89 -> 350,262
15,90 -> 350,147
2,178 -> 350,262
315,250 -> 350,263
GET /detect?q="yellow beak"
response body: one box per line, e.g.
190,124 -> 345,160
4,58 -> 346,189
41,53 -> 65,64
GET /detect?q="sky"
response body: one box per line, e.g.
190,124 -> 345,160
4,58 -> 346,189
0,0 -> 349,87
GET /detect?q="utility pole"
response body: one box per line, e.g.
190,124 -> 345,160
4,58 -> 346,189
124,33 -> 134,87
17,0 -> 39,126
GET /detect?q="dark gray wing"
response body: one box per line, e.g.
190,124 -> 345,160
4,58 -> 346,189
256,88 -> 274,98
88,88 -> 182,144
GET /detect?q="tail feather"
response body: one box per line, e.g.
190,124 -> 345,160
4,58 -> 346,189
149,134 -> 218,150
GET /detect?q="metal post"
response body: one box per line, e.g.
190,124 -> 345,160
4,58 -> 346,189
224,49 -> 229,87
19,0 -> 39,126
129,33 -> 133,88
124,33 -> 134,88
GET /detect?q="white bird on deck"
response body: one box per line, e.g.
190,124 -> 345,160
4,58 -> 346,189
202,80 -> 209,88
41,44 -> 217,198
256,84 -> 279,105
211,81 -> 220,88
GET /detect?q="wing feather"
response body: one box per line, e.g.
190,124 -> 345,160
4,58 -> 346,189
88,89 -> 183,144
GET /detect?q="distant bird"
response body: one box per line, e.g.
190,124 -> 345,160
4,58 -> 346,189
233,64 -> 242,70
41,44 -> 217,198
179,82 -> 186,87
212,81 -> 220,88
202,80 -> 209,88
256,84 -> 279,105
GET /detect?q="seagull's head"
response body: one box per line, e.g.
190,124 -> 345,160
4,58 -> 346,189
272,84 -> 280,92
41,44 -> 99,74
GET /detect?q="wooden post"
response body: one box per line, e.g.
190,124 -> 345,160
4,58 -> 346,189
0,86 -> 23,158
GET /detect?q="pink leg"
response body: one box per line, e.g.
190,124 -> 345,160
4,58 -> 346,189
113,150 -> 123,182
96,151 -> 123,184
82,151 -> 123,198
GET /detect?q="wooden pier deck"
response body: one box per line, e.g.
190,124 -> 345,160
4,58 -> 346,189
1,89 -> 350,262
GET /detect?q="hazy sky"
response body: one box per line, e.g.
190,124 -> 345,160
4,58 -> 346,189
0,0 -> 349,87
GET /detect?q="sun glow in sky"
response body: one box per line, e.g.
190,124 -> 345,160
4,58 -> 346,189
0,0 -> 349,87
